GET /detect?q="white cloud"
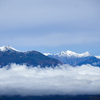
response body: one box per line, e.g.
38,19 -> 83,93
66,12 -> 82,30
0,64 -> 100,96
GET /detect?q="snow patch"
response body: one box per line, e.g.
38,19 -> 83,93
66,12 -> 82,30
96,56 -> 100,59
45,50 -> 91,58
43,53 -> 52,56
55,50 -> 91,57
0,46 -> 19,52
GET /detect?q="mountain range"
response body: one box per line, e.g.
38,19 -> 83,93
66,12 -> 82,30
0,46 -> 62,67
44,50 -> 100,67
0,45 -> 100,67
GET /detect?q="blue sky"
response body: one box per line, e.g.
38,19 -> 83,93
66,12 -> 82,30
0,0 -> 100,55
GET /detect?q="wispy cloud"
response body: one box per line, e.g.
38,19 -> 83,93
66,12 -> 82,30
0,64 -> 100,96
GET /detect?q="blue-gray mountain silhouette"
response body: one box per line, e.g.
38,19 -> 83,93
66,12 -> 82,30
0,46 -> 62,67
45,50 -> 100,67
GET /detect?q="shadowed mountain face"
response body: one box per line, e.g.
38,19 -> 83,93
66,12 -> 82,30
48,55 -> 100,67
0,46 -> 62,67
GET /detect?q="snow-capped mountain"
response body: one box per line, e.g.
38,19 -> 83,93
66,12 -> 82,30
54,50 -> 92,57
43,53 -> 52,56
95,56 -> 100,59
0,46 -> 100,67
44,50 -> 100,67
0,46 -> 62,67
0,45 -> 19,52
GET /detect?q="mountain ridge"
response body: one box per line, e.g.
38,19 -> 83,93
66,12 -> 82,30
0,46 -> 100,67
44,50 -> 92,57
0,45 -> 19,52
44,50 -> 100,67
0,46 -> 62,67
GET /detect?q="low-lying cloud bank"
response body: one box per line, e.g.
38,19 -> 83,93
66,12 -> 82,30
0,64 -> 100,96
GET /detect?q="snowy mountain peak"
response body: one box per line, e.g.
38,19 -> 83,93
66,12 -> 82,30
44,50 -> 91,58
57,50 -> 91,57
0,46 -> 19,52
81,51 -> 90,57
59,50 -> 76,56
43,53 -> 52,56
95,56 -> 100,59
54,50 -> 91,58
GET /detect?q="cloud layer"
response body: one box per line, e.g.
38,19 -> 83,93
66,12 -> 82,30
0,64 -> 100,96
